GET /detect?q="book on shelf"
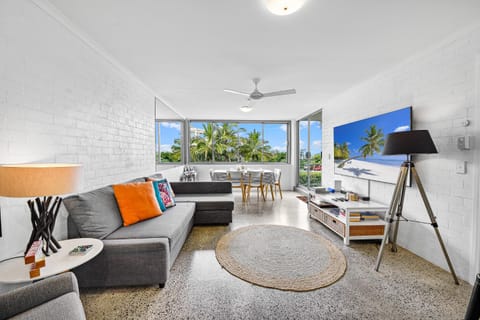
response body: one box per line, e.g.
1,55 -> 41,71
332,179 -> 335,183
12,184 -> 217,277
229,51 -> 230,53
349,216 -> 361,222
362,215 -> 380,220
361,212 -> 380,220
69,245 -> 93,256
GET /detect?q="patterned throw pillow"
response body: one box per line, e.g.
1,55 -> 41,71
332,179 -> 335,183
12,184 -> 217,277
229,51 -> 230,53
151,182 -> 167,211
152,179 -> 176,208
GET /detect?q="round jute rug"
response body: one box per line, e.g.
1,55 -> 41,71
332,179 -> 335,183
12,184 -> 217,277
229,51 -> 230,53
215,225 -> 347,291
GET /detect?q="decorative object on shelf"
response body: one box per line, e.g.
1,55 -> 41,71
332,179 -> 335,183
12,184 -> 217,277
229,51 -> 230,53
0,163 -> 81,256
374,130 -> 459,284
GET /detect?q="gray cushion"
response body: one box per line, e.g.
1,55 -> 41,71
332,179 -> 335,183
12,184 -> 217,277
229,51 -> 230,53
124,177 -> 147,183
106,202 -> 195,250
170,181 -> 232,194
10,293 -> 86,320
174,193 -> 234,211
63,186 -> 122,239
147,173 -> 164,180
0,272 -> 83,320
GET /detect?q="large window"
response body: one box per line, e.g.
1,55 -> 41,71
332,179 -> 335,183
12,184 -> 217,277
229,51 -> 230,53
297,111 -> 322,188
189,121 -> 289,163
155,120 -> 183,164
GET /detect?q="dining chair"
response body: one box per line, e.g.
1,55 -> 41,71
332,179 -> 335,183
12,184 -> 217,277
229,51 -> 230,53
246,170 -> 265,201
227,171 -> 246,202
273,168 -> 283,199
212,170 -> 227,181
262,170 -> 276,200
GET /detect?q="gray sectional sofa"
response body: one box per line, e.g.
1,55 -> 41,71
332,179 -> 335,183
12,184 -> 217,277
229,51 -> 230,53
63,177 -> 233,288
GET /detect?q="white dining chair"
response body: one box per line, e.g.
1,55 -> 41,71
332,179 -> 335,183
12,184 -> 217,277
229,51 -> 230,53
262,170 -> 276,200
246,170 -> 265,201
273,168 -> 283,199
227,170 -> 246,202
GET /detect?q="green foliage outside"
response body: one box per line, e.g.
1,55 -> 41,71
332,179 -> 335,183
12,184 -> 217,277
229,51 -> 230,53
189,123 -> 287,163
157,122 -> 287,163
298,152 -> 322,187
298,170 -> 322,187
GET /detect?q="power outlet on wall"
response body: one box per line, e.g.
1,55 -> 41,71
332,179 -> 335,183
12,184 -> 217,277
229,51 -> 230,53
456,161 -> 467,174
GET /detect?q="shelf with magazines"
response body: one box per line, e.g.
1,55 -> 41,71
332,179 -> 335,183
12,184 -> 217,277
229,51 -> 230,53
308,193 -> 388,245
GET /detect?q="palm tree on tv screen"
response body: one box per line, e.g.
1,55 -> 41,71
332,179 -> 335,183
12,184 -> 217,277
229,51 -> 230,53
334,142 -> 350,159
359,125 -> 384,158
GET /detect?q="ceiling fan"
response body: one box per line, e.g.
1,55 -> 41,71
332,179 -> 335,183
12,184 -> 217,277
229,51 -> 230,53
224,78 -> 296,100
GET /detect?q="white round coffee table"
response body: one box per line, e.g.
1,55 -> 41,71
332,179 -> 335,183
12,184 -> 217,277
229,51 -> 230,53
0,238 -> 103,284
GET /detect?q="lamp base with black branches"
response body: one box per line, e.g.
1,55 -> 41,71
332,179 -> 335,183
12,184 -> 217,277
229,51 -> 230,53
374,161 -> 459,285
25,196 -> 63,256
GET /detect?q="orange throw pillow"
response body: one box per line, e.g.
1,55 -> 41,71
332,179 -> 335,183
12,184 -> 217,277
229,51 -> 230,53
113,181 -> 162,226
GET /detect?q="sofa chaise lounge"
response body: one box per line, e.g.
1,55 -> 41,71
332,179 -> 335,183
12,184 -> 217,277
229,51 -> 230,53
63,177 -> 233,288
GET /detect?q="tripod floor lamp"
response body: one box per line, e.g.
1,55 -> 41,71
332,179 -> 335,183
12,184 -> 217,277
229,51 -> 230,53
374,130 -> 459,285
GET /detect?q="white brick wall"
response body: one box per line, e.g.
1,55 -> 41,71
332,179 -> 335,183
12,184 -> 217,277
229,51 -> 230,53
0,0 -> 156,280
323,25 -> 480,282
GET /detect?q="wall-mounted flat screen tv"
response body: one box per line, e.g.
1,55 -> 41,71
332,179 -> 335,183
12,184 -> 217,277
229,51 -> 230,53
334,106 -> 412,185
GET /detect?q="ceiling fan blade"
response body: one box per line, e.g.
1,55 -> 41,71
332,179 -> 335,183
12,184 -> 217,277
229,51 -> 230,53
262,88 -> 296,97
224,89 -> 250,96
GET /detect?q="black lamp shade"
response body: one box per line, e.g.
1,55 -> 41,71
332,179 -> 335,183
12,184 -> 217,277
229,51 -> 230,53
383,130 -> 438,155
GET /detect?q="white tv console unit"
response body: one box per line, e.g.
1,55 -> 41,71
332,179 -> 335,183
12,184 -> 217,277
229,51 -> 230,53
308,193 -> 388,245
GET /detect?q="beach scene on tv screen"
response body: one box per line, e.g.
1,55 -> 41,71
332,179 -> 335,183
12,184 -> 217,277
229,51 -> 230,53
334,107 -> 411,185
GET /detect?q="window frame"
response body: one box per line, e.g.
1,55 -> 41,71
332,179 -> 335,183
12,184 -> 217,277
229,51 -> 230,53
187,119 -> 291,164
155,119 -> 185,165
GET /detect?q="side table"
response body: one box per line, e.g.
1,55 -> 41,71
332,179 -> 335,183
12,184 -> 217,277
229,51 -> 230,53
0,238 -> 103,284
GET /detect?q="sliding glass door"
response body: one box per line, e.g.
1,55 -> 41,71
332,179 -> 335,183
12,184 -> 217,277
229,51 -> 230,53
297,111 -> 322,190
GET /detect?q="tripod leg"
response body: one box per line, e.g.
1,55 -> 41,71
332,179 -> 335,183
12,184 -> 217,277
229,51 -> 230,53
391,171 -> 408,252
412,167 -> 459,285
375,166 -> 409,271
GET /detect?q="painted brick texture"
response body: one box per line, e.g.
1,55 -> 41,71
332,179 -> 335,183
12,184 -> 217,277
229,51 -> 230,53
0,0 -> 155,267
323,25 -> 480,281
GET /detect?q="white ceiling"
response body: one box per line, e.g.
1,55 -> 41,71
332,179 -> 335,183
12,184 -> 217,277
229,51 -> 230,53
48,0 -> 480,120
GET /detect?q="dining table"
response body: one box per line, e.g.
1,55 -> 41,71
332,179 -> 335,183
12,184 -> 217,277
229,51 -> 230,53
210,169 -> 276,200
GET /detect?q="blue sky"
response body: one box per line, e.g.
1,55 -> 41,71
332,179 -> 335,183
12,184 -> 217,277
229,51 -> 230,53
334,107 -> 411,159
156,121 -> 182,152
157,121 -> 289,152
298,120 -> 322,156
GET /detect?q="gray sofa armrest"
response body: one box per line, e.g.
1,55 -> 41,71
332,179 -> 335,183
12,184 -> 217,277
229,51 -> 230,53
0,272 -> 81,320
72,238 -> 170,288
170,181 -> 232,194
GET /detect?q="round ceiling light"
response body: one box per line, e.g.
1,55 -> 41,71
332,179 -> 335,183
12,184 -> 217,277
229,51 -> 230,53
240,105 -> 253,112
264,0 -> 307,16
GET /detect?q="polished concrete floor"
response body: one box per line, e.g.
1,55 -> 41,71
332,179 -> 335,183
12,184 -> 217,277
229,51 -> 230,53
81,191 -> 472,319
